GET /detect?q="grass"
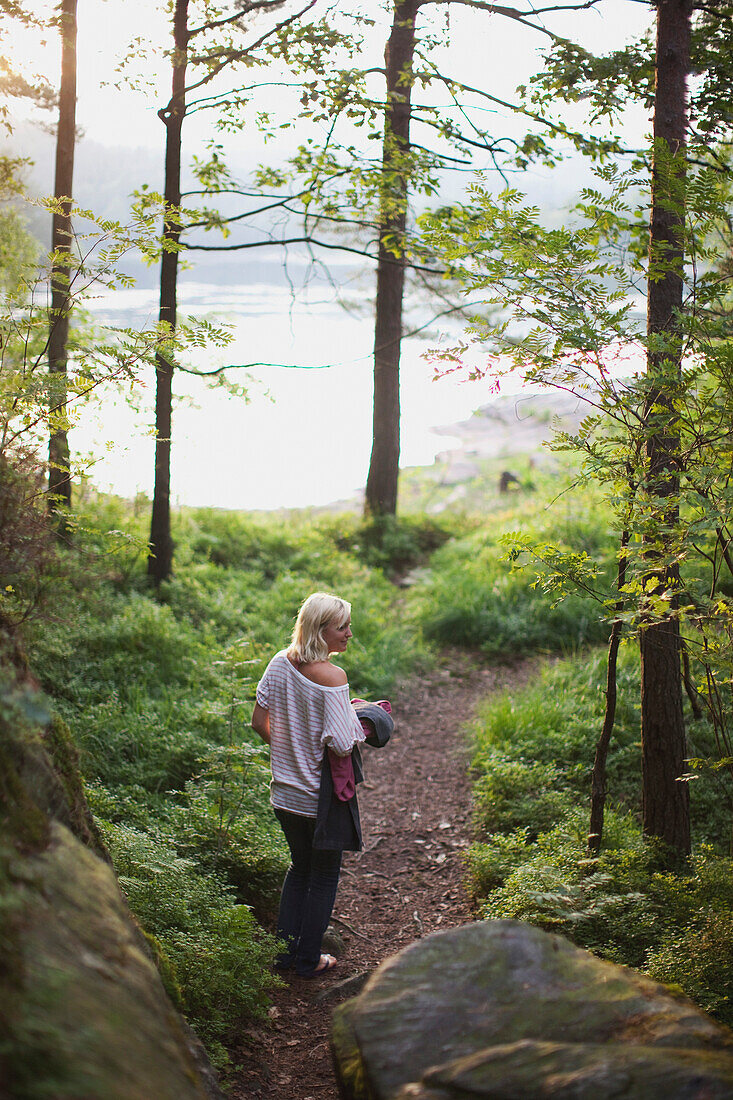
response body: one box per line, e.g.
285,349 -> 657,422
414,483 -> 615,658
25,498 -> 452,1062
22,471 -> 632,1066
467,644 -> 733,1027
22,462 -> 733,1059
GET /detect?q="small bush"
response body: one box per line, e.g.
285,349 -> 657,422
342,515 -> 455,576
469,647 -> 642,818
185,510 -> 321,576
647,911 -> 733,1025
468,829 -> 532,894
468,647 -> 733,1027
101,821 -> 280,1048
473,757 -> 574,838
0,450 -> 59,636
169,742 -> 289,916
417,527 -> 611,660
479,812 -> 665,967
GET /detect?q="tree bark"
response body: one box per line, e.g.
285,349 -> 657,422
640,0 -> 691,856
47,0 -> 77,514
364,0 -> 418,517
588,529 -> 629,854
148,0 -> 189,585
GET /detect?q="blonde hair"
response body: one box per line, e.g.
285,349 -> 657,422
287,592 -> 351,663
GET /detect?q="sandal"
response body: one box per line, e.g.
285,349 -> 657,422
302,953 -> 337,978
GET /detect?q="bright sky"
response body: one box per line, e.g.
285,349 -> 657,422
7,0 -> 656,510
11,0 -> 654,154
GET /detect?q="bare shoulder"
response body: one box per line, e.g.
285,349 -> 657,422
300,661 -> 347,688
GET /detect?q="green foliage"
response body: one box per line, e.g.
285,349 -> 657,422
473,758 -> 574,839
0,450 -> 59,633
184,508 -> 455,581
473,648 -> 640,774
0,204 -> 39,301
416,491 -> 613,659
468,648 -> 733,1025
165,510 -> 437,697
336,514 -> 455,578
27,496 -> 433,1052
647,895 -> 733,1025
467,829 -> 532,894
523,11 -> 733,147
186,509 -> 321,575
479,812 -> 665,966
424,154 -> 733,835
169,741 -> 288,916
100,821 -> 279,1048
0,199 -> 184,481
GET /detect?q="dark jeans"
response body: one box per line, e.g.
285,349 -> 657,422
274,808 -> 342,976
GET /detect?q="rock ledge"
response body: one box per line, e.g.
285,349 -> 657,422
331,919 -> 733,1099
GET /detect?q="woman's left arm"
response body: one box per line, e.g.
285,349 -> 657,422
251,702 -> 271,745
322,690 -> 366,756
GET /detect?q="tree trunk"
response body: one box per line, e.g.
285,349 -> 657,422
148,0 -> 188,585
588,529 -> 629,854
640,0 -> 691,856
47,0 -> 77,514
364,0 -> 418,518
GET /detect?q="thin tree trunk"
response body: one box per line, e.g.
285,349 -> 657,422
148,0 -> 188,585
364,0 -> 418,518
47,0 -> 77,514
640,0 -> 691,856
681,641 -> 702,719
588,529 -> 629,854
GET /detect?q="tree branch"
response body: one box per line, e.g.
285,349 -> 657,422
183,234 -> 446,273
177,359 -> 323,376
185,79 -> 301,114
189,0 -> 289,37
182,1 -> 319,98
419,0 -> 602,40
188,198 -> 376,232
176,298 -> 486,377
430,70 -> 630,153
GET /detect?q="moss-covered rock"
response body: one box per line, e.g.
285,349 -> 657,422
9,822 -> 217,1099
331,920 -> 733,1100
0,672 -> 223,1099
40,713 -> 110,858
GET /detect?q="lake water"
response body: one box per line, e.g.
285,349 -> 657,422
78,279 -> 499,511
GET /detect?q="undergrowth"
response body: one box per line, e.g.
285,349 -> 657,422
415,491 -> 614,658
25,497 -> 447,1064
25,473 -> 723,1060
468,645 -> 733,1026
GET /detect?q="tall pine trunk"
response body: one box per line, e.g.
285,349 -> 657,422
148,0 -> 188,585
364,0 -> 418,517
640,0 -> 691,856
47,0 -> 77,513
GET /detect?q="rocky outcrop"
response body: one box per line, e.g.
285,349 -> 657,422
0,690 -> 223,1100
331,919 -> 733,1099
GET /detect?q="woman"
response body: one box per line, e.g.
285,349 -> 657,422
251,592 -> 366,977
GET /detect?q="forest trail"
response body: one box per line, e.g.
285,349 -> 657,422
230,653 -> 537,1100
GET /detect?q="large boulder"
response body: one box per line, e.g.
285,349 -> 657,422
1,694 -> 222,1099
331,919 -> 733,1099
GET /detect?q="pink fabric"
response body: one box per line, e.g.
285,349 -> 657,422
328,751 -> 356,801
329,700 -> 392,801
352,698 -> 392,714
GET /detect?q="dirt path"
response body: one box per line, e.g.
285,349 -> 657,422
229,654 -> 535,1100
